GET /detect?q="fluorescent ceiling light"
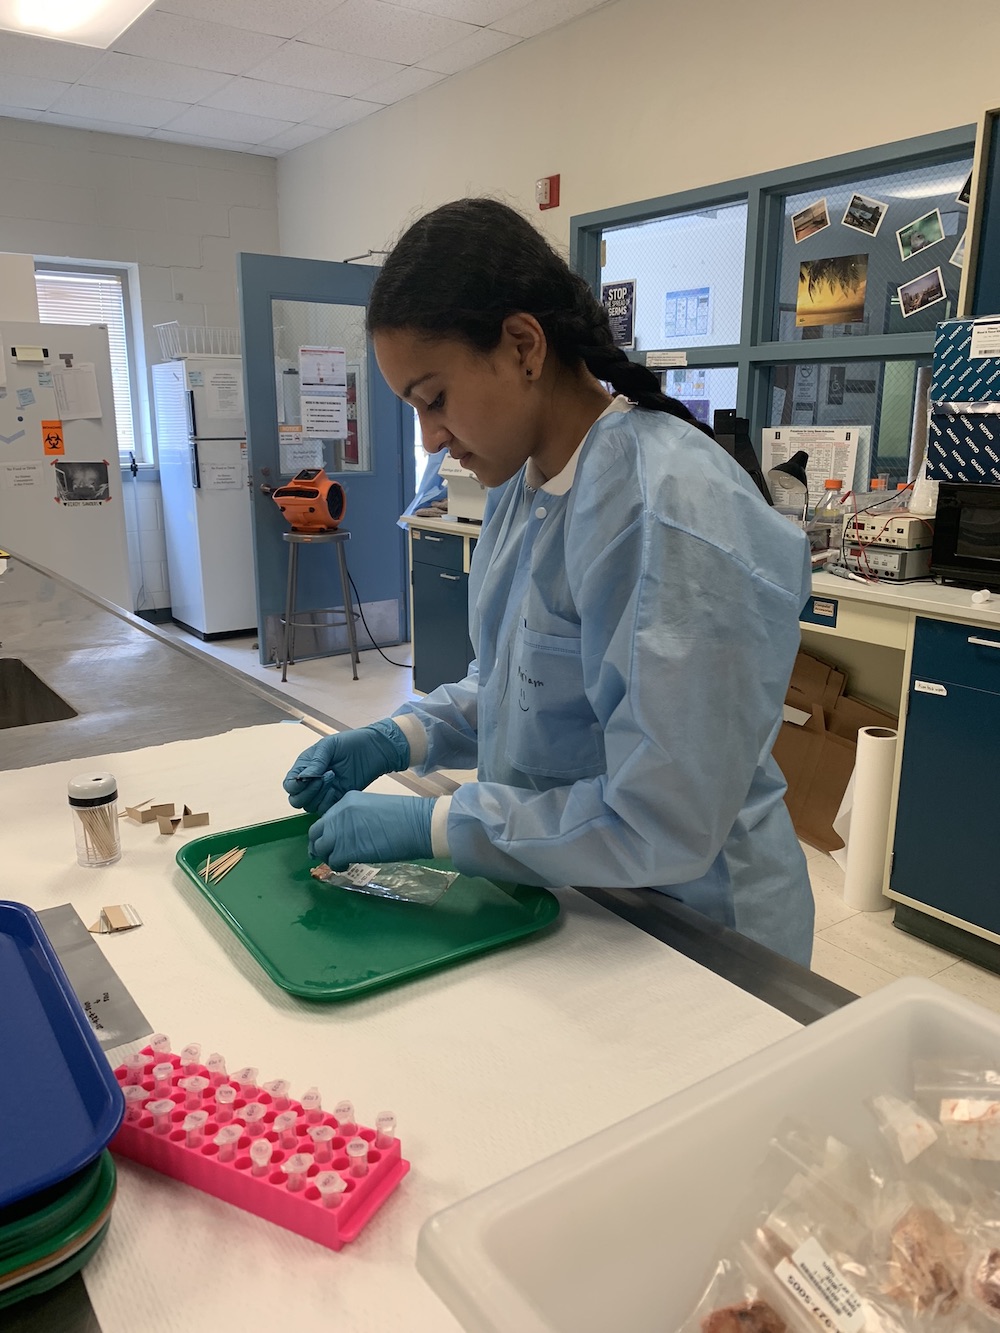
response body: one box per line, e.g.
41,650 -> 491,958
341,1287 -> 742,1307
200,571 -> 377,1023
0,0 -> 155,48
883,175 -> 969,200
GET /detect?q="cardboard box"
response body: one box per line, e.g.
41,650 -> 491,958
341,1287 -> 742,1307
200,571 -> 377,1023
773,651 -> 897,853
927,410 -> 1000,483
931,317 -> 1000,404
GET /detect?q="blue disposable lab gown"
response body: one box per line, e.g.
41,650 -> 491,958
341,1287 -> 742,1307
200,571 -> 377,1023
394,405 -> 815,964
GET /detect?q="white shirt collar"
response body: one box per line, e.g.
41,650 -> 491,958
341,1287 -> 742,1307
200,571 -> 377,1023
525,395 -> 632,496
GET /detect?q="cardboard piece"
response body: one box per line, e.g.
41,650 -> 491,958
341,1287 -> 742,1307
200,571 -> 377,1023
157,804 -> 209,834
126,799 -> 174,824
773,650 -> 897,853
88,903 -> 143,934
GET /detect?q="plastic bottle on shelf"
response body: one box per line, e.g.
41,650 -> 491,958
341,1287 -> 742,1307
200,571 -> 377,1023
809,479 -> 846,553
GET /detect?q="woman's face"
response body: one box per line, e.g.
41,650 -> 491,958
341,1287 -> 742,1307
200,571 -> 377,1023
373,320 -> 544,489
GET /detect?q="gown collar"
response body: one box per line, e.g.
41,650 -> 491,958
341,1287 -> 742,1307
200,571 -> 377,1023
525,395 -> 632,496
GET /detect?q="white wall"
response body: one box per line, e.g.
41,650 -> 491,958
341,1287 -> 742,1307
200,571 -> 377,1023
0,117 -> 279,609
277,0 -> 1000,261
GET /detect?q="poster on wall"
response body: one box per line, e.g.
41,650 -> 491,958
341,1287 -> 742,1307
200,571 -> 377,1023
761,426 -> 861,497
54,460 -> 111,505
898,267 -> 947,318
664,288 -> 711,340
298,344 -> 348,440
796,255 -> 868,327
601,280 -> 636,349
896,208 -> 944,261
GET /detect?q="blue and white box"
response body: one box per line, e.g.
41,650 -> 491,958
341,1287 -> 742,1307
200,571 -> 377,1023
928,317 -> 1000,482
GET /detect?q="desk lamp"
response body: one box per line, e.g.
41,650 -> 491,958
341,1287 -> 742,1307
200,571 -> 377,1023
767,450 -> 810,522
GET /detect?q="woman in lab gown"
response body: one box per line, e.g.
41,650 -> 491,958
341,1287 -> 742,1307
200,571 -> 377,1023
284,199 -> 815,965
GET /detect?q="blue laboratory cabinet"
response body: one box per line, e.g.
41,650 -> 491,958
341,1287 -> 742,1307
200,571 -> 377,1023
409,526 -> 477,696
891,616 -> 1000,933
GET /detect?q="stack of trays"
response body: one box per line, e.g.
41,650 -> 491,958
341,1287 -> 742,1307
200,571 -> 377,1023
0,902 -> 125,1311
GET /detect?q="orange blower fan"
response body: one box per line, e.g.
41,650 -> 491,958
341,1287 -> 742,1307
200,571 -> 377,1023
271,468 -> 347,533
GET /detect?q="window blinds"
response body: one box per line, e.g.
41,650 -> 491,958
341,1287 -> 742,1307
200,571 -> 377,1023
34,270 -> 137,463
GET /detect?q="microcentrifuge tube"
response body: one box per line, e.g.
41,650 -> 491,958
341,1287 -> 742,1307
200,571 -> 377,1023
214,1085 -> 237,1123
124,1085 -> 147,1122
149,1033 -> 171,1055
374,1112 -> 396,1150
250,1139 -> 273,1178
206,1053 -> 228,1087
147,1098 -> 175,1135
301,1087 -> 323,1123
233,1066 -> 259,1100
283,1152 -> 312,1192
263,1079 -> 291,1111
152,1062 -> 174,1098
124,1052 -> 149,1086
333,1100 -> 356,1136
346,1138 -> 369,1178
308,1124 -> 335,1163
315,1171 -> 348,1210
242,1102 -> 267,1137
214,1125 -> 241,1163
179,1075 -> 209,1109
274,1110 -> 298,1149
184,1110 -> 209,1149
180,1043 -> 202,1076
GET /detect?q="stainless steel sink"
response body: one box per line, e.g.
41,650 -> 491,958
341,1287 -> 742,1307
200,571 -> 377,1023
0,659 -> 77,729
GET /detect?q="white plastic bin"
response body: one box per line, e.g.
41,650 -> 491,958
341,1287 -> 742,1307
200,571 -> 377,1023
417,977 -> 1000,1333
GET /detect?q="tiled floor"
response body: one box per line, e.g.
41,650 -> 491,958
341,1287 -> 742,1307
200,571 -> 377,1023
163,625 -> 1000,1015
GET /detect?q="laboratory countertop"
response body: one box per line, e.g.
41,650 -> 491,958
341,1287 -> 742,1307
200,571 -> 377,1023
811,570 -> 1000,627
4,551 -> 854,1331
401,514 -> 482,537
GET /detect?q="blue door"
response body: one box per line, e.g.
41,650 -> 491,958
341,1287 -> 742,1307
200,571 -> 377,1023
237,253 -> 414,666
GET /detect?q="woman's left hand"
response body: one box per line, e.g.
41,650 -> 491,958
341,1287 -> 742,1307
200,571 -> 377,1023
308,792 -> 436,868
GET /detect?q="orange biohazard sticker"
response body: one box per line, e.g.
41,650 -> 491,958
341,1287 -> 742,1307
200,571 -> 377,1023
42,420 -> 65,455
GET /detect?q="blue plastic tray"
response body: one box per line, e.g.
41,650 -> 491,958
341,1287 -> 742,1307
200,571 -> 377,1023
0,903 -> 125,1209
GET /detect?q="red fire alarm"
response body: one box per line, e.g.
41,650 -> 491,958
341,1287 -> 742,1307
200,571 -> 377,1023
535,174 -> 560,210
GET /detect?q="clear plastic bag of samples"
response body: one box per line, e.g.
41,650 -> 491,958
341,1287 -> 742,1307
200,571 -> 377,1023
309,860 -> 458,906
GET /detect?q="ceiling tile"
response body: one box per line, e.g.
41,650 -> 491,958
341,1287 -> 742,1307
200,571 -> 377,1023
258,122 -> 333,151
0,74 -> 73,112
48,85 -> 191,128
79,52 -> 234,103
420,25 -> 520,74
114,10 -> 286,75
362,65 -> 445,104
298,0 -> 476,64
162,104 -> 297,143
201,77 -> 340,122
389,0 -> 531,23
244,41 -> 403,96
306,97 -> 381,131
156,0 -> 343,38
0,32 -> 102,82
41,111 -> 155,137
150,127 -> 258,151
491,0 -> 610,38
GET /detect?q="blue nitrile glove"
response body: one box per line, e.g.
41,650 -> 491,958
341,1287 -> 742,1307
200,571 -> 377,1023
283,719 -> 410,816
308,792 -> 436,869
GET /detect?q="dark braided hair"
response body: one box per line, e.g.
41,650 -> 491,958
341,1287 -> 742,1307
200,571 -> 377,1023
368,198 -> 714,439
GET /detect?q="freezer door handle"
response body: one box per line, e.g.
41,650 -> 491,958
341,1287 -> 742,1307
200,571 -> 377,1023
968,636 -> 1000,650
191,437 -> 201,489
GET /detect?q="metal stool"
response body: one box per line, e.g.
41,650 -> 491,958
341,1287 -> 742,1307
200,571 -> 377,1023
279,530 -> 360,683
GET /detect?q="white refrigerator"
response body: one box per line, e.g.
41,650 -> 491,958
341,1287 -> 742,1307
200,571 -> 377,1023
153,357 -> 257,637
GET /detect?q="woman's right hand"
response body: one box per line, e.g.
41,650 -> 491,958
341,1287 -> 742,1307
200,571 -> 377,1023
282,719 -> 411,815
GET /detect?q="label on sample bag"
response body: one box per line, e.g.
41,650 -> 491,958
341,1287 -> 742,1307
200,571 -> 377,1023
775,1238 -> 865,1333
914,680 -> 948,696
344,863 -> 380,886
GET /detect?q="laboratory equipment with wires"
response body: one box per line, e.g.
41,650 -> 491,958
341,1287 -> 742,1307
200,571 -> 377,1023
831,487 -> 935,583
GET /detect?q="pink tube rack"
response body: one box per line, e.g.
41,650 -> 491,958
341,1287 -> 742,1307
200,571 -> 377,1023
110,1045 -> 409,1251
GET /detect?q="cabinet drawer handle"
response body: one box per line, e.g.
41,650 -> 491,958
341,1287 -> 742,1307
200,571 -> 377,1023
968,636 -> 1000,650
424,535 -> 443,542
439,573 -> 460,581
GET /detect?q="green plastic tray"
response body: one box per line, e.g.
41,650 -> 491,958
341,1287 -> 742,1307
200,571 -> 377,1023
176,814 -> 560,1000
0,1158 -> 104,1264
0,1152 -> 115,1291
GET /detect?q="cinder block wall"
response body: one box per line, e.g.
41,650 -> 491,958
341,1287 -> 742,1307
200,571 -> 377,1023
0,116 -> 279,610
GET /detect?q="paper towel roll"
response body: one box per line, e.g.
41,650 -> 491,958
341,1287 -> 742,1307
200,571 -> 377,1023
842,727 -> 898,912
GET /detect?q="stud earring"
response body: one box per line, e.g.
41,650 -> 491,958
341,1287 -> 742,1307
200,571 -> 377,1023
526,368 -> 532,377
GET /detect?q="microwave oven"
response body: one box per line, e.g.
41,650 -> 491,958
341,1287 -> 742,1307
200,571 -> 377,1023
931,482 -> 1000,592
